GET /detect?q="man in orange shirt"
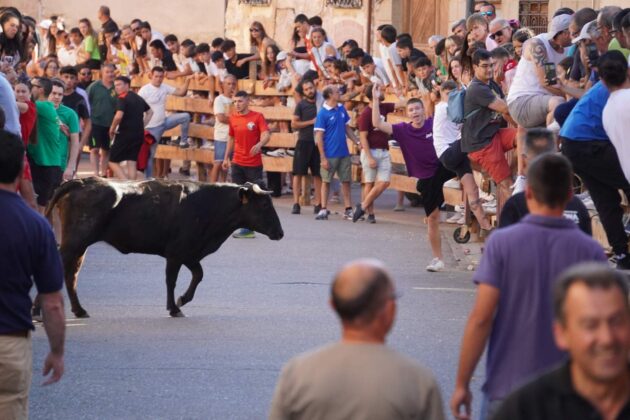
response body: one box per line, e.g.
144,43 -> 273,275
223,90 -> 271,238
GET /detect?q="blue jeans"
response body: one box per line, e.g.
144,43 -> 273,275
145,113 -> 191,178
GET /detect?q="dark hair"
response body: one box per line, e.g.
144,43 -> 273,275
308,16 -> 323,27
211,51 -> 224,63
140,21 -> 152,31
149,39 -> 167,52
406,97 -> 423,107
0,129 -> 25,183
263,43 -> 280,76
558,56 -> 573,75
340,39 -> 358,49
472,49 -> 492,66
34,77 -> 53,97
491,46 -> 510,59
553,7 -> 575,17
196,42 -> 210,54
380,25 -> 397,44
613,9 -> 630,31
512,28 -> 534,44
553,263 -> 629,325
347,47 -> 365,59
51,78 -> 65,91
114,76 -> 130,85
301,70 -> 319,83
164,34 -> 178,44
573,8 -> 598,32
151,66 -> 164,74
396,37 -> 413,50
59,65 -> 77,76
69,27 -> 82,37
294,14 -> 308,24
623,13 -> 630,31
295,78 -> 314,96
234,90 -> 249,98
330,265 -> 392,323
0,11 -> 25,62
130,18 -> 141,26
211,37 -> 224,49
181,39 -> 195,48
397,33 -> 413,42
524,128 -> 555,157
435,38 -> 447,56
99,5 -> 111,17
360,54 -> 374,66
475,1 -> 495,12
220,39 -> 236,53
322,86 -> 336,99
441,79 -> 458,91
0,107 -> 4,129
412,56 -> 432,68
527,153 -> 573,208
376,24 -> 388,31
598,51 -> 629,88
448,55 -> 463,82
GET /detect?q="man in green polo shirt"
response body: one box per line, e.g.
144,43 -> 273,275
49,80 -> 80,179
86,63 -> 116,177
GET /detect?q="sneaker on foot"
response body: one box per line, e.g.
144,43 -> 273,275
315,209 -> 328,220
313,204 -> 322,214
393,204 -> 405,212
352,204 -> 365,223
446,212 -> 463,224
291,203 -> 300,214
232,229 -> 255,239
344,207 -> 354,220
179,142 -> 190,149
426,258 -> 445,272
169,139 -> 179,146
367,214 -> 376,224
512,175 -> 527,195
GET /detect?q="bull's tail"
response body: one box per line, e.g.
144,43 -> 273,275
44,179 -> 86,218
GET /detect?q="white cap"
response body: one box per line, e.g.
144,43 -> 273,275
39,19 -> 52,30
572,20 -> 596,44
546,14 -> 572,40
276,51 -> 288,61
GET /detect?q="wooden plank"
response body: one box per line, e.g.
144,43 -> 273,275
389,147 -> 405,165
131,75 -> 213,91
267,133 -> 297,149
251,106 -> 293,121
253,80 -> 293,96
443,186 -> 464,207
154,145 -> 215,163
164,123 -> 214,139
389,174 -> 418,194
165,96 -> 212,114
238,80 -> 255,94
262,155 -> 293,172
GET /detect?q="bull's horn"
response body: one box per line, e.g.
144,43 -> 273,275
252,184 -> 272,195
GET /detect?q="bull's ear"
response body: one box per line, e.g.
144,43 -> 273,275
238,187 -> 249,204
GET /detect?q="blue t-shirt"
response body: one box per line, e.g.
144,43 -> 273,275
0,190 -> 63,333
314,103 -> 350,158
473,214 -> 606,400
0,73 -> 21,137
560,82 -> 609,142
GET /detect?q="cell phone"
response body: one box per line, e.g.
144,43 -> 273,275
543,62 -> 557,85
586,43 -> 599,67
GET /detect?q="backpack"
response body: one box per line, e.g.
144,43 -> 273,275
447,88 -> 479,124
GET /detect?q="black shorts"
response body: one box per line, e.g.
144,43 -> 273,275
292,141 -> 321,177
416,163 -> 456,217
29,161 -> 63,207
439,140 -> 472,179
231,164 -> 265,187
90,125 -> 111,151
109,134 -> 142,163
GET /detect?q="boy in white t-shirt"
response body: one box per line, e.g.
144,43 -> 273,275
209,74 -> 237,183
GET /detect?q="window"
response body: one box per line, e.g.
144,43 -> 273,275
238,0 -> 271,5
327,0 -> 363,8
519,0 -> 549,35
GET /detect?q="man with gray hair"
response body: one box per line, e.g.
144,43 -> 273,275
598,6 -> 622,53
269,259 -> 445,420
489,18 -> 514,46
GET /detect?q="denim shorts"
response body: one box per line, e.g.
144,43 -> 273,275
214,140 -> 227,162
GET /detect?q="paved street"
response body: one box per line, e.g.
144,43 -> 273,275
29,184 -> 484,419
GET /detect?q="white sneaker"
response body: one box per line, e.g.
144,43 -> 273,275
446,212 -> 463,224
200,141 -> 214,150
266,148 -> 287,157
456,214 -> 466,225
426,258 -> 445,272
512,176 -> 527,195
443,178 -> 462,190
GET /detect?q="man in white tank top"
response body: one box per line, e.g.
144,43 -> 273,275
507,14 -> 573,129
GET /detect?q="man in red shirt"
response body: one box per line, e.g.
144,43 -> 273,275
222,90 -> 270,238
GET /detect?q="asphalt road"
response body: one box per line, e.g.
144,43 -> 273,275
29,194 -> 483,420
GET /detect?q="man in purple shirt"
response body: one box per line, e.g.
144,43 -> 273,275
450,154 -> 607,420
370,84 -> 455,272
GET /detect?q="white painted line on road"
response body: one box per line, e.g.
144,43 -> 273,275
412,287 -> 474,293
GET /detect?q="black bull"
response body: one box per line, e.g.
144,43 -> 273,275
43,177 -> 284,317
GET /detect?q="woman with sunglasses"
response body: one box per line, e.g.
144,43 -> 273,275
235,21 -> 276,79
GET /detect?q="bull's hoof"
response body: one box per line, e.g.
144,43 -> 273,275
170,310 -> 185,318
176,296 -> 186,308
74,309 -> 90,319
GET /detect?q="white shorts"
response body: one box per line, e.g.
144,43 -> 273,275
360,148 -> 392,183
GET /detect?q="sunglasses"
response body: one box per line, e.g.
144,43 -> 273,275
489,27 -> 509,40
249,28 -> 260,32
79,72 -> 91,76
480,11 -> 494,16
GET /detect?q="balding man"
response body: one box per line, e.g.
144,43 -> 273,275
269,260 -> 445,420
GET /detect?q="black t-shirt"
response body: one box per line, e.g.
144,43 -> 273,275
62,91 -> 90,120
499,192 -> 592,235
226,53 -> 254,80
401,48 -> 428,70
115,91 -> 150,140
294,99 -> 317,142
461,77 -> 504,153
162,51 -> 177,72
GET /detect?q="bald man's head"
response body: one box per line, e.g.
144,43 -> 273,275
331,259 -> 394,325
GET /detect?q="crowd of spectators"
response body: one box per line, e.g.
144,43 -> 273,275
1,1 -> 630,419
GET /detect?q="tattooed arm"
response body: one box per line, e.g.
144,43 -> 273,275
525,38 -> 563,96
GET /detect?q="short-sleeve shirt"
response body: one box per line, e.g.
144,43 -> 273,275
226,54 -> 254,80
56,104 -> 80,170
229,110 -> 269,167
138,83 -> 177,128
0,73 -> 21,136
462,77 -> 504,153
560,82 -> 609,142
314,103 -> 351,158
0,190 -> 63,334
87,80 -> 116,127
358,103 -> 395,150
473,215 -> 606,400
294,99 -> 317,143
115,91 -> 150,140
28,101 -> 61,167
84,35 -> 101,60
391,119 -> 439,180
19,100 -> 36,146
213,94 -> 233,141
62,91 -> 90,121
603,88 -> 630,181
433,101 -> 462,157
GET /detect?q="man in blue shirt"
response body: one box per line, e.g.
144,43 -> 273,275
560,81 -> 630,269
314,85 -> 360,220
0,130 -> 66,418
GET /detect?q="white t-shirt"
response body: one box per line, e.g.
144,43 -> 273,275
433,102 -> 462,157
603,88 -> 630,181
138,83 -> 177,128
378,42 -> 402,88
213,94 -> 233,141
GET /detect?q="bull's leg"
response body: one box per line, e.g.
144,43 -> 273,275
176,261 -> 203,308
165,259 -> 183,317
62,249 -> 89,318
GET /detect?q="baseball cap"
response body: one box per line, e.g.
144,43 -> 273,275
276,51 -> 288,61
39,19 -> 52,30
546,14 -> 572,40
572,20 -> 596,44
